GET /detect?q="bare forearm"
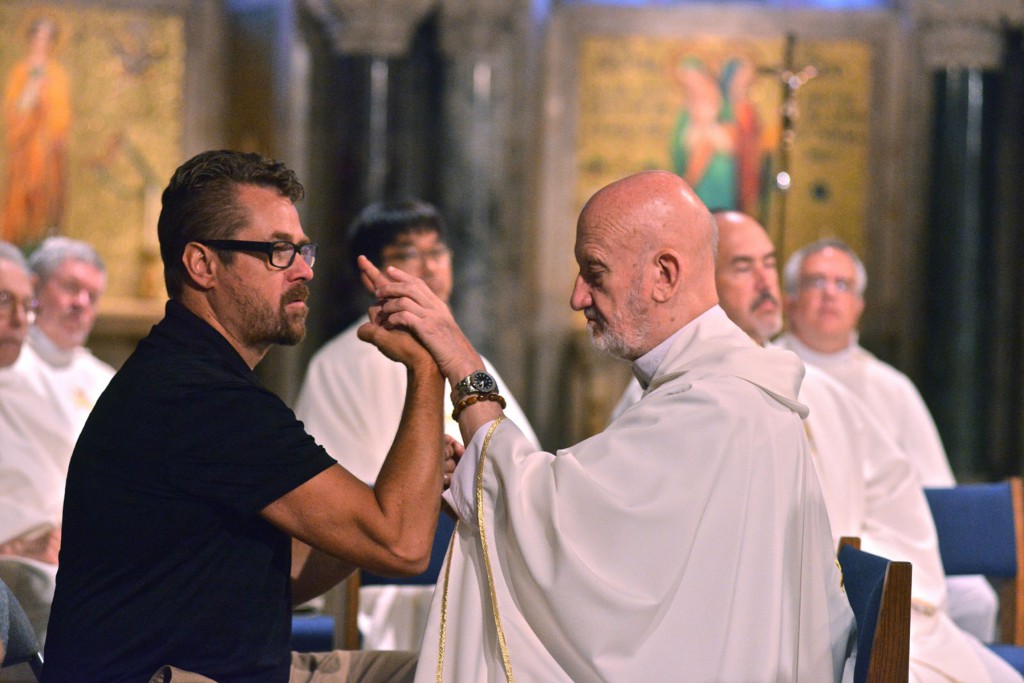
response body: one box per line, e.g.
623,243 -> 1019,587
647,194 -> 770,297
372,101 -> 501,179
291,538 -> 356,605
371,358 -> 446,574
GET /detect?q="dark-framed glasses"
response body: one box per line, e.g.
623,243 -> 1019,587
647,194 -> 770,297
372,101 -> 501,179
381,244 -> 450,266
0,290 -> 38,323
799,275 -> 855,294
198,240 -> 317,269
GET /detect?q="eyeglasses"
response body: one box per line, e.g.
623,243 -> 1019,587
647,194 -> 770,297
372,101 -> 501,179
381,244 -> 450,266
198,240 -> 317,269
799,275 -> 856,294
51,277 -> 102,306
0,290 -> 37,323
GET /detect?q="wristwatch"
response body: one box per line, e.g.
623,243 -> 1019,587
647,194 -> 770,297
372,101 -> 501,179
451,370 -> 499,403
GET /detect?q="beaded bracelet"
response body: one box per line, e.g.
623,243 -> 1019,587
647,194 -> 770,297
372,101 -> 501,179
451,392 -> 506,421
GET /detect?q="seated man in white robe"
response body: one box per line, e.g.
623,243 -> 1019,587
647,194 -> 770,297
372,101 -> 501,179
776,237 -> 998,643
361,171 -> 854,682
296,199 -> 537,650
0,241 -> 77,647
27,237 -> 115,438
708,211 -> 1018,682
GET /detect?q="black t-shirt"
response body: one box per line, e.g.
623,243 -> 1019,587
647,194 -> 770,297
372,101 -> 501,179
42,300 -> 335,683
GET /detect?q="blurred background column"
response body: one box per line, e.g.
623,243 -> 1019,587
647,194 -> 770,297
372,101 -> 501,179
438,0 -> 519,359
912,0 -> 1024,478
305,0 -> 437,202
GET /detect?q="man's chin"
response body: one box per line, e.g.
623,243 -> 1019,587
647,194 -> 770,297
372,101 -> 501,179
586,329 -> 632,360
276,325 -> 306,346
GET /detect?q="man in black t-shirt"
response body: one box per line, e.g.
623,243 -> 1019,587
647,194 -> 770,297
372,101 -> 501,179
42,151 -> 446,683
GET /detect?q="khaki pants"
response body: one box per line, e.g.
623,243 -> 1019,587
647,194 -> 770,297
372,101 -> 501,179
148,650 -> 417,683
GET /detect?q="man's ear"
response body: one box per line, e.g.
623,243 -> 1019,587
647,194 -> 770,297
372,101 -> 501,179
651,249 -> 682,303
182,243 -> 217,291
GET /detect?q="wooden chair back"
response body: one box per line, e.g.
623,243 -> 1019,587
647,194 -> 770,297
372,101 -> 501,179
837,536 -> 912,683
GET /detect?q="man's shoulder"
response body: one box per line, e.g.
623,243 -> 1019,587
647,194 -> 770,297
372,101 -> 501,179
72,346 -> 117,380
854,346 -> 920,393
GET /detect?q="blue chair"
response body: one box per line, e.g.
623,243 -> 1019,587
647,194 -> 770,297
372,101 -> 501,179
291,613 -> 336,653
924,477 -> 1024,670
0,578 -> 43,680
837,537 -> 912,683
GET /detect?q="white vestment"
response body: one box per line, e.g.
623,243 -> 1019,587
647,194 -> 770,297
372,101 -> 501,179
799,366 -> 1016,683
295,316 -> 538,650
27,326 -> 115,441
776,333 -> 999,643
418,307 -> 853,682
0,344 -> 76,543
0,343 -> 79,643
774,333 -> 953,487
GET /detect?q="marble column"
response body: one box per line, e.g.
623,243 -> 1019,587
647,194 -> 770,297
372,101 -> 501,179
438,0 -> 520,356
911,0 -> 1023,476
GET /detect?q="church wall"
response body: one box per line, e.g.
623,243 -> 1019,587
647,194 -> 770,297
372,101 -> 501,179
0,0 -> 228,368
526,2 -> 923,447
11,0 -> 1016,473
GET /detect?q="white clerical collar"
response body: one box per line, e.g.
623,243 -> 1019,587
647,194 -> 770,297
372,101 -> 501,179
784,331 -> 859,367
631,305 -> 724,389
28,325 -> 76,368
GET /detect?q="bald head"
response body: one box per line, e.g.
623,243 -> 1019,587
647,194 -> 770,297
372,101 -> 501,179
570,171 -> 719,360
713,211 -> 782,346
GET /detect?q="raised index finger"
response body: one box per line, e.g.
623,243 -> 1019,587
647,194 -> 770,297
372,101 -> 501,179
357,254 -> 389,295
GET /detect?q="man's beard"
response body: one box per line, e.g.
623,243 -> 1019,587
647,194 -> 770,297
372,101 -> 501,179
584,281 -> 650,360
239,283 -> 309,347
750,289 -> 783,343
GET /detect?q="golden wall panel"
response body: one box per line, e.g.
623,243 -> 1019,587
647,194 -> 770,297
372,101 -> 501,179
0,2 -> 184,300
576,34 -> 871,260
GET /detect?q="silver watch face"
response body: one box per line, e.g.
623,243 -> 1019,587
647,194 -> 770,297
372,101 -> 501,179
470,371 -> 497,393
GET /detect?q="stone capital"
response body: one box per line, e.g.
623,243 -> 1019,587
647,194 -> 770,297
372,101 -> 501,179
303,0 -> 438,57
439,0 -> 518,58
910,0 -> 1024,69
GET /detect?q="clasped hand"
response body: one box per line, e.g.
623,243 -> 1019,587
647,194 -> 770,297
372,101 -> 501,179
355,255 -> 479,381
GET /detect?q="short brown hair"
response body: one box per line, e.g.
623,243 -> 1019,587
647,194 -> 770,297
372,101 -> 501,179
157,150 -> 304,298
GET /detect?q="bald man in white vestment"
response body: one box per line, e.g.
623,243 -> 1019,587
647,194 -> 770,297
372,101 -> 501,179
0,242 -> 77,646
361,172 -> 854,682
777,237 -> 999,644
705,211 -> 1020,683
296,200 -> 537,650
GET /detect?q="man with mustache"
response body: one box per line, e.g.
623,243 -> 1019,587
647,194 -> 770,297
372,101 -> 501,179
777,238 -> 998,644
43,150 -> 445,683
0,240 -> 76,650
362,170 -> 854,682
708,211 -> 1017,682
26,237 -> 115,439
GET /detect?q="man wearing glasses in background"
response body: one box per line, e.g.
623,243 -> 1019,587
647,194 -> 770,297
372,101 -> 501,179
296,200 -> 537,651
776,237 -> 999,645
43,150 -> 446,683
0,241 -> 76,651
27,237 -> 115,440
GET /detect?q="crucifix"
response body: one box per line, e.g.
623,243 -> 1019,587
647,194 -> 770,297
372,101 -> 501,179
767,33 -> 821,255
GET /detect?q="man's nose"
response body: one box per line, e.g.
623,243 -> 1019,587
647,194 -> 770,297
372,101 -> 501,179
570,276 -> 591,311
291,254 -> 314,281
